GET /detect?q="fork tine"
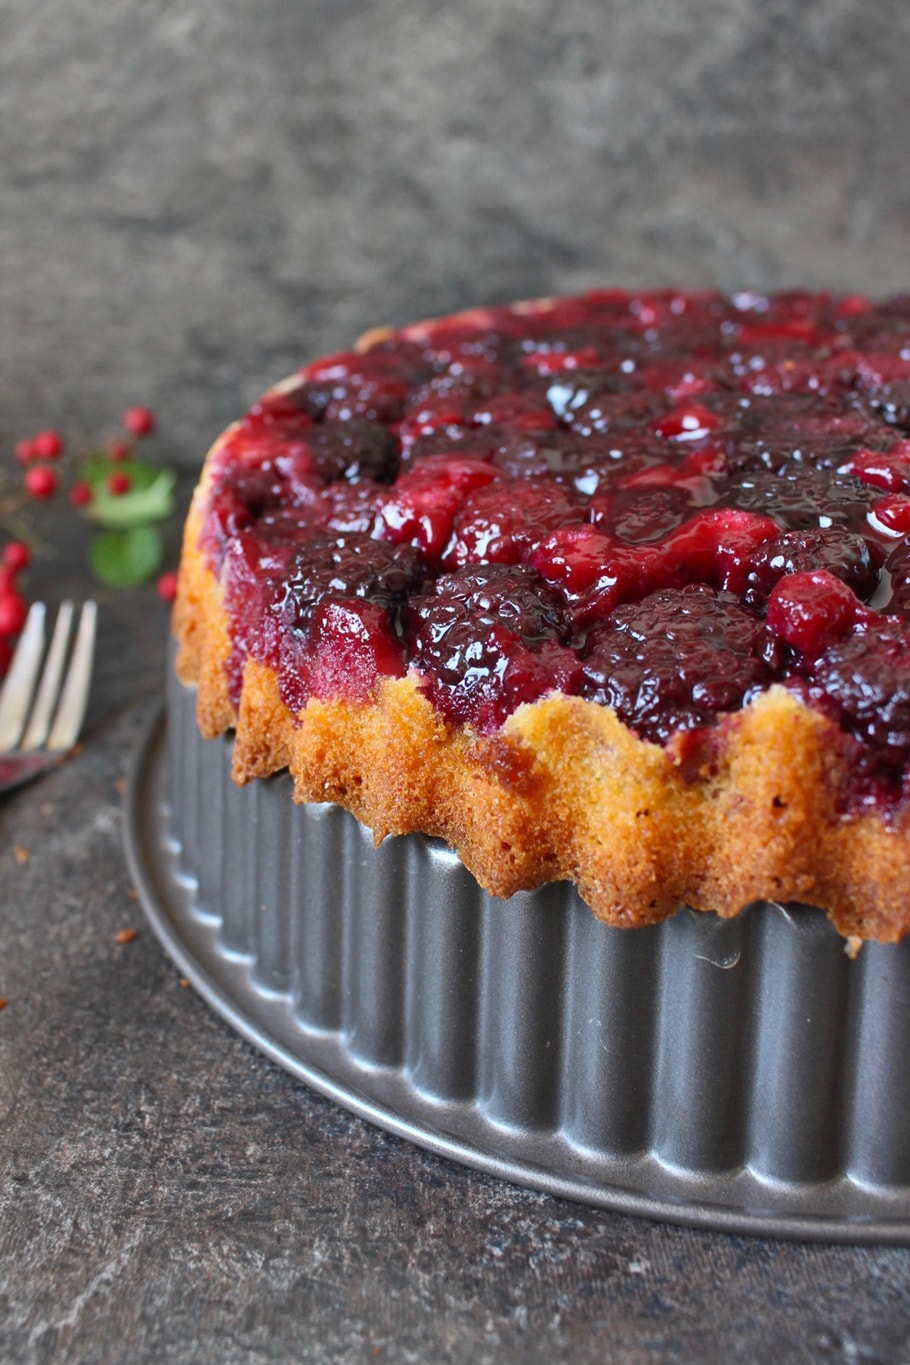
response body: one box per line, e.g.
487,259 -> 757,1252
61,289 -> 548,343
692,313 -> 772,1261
46,601 -> 97,752
0,603 -> 47,750
21,602 -> 75,751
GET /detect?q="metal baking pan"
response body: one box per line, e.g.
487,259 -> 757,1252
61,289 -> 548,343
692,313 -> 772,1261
122,667 -> 910,1243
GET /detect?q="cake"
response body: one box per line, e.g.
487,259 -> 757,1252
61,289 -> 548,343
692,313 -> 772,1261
173,290 -> 910,943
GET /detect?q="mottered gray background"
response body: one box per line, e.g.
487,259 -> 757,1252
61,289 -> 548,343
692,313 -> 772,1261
1,0 -> 908,465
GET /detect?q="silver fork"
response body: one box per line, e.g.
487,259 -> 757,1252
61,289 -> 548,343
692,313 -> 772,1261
0,601 -> 97,796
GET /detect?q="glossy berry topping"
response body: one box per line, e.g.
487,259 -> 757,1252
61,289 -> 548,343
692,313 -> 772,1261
199,291 -> 910,810
409,564 -> 581,730
580,586 -> 769,744
280,531 -> 425,632
808,627 -> 910,765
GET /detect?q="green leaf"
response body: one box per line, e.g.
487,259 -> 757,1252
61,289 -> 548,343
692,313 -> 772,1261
81,466 -> 177,531
89,525 -> 164,588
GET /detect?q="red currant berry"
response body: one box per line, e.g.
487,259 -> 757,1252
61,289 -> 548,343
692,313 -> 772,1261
24,466 -> 57,499
33,429 -> 64,459
14,439 -> 36,465
2,541 -> 30,573
68,481 -> 93,508
107,439 -> 131,461
107,471 -> 132,496
122,406 -> 156,437
0,638 -> 12,676
156,571 -> 179,602
0,592 -> 28,637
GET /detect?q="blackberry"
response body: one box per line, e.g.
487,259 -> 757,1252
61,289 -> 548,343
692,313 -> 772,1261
409,564 -> 580,730
581,585 -> 769,743
744,527 -> 880,609
720,465 -> 879,530
280,532 -> 425,634
809,627 -> 910,761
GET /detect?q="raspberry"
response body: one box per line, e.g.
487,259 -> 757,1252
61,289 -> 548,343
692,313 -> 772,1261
580,586 -> 769,743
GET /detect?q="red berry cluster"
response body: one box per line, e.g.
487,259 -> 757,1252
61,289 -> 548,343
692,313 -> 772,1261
0,540 -> 31,675
2,404 -> 176,674
14,408 -> 158,510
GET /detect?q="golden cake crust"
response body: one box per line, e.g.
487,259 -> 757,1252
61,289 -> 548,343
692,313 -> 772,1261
174,435 -> 910,943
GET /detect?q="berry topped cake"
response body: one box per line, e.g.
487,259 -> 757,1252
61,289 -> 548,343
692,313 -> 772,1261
173,290 -> 910,942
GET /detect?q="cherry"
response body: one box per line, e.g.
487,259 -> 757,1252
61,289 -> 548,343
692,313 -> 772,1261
869,494 -> 910,537
652,404 -> 722,441
766,570 -> 869,658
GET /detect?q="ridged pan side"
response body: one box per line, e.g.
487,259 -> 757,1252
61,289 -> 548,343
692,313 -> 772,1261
165,667 -> 910,1208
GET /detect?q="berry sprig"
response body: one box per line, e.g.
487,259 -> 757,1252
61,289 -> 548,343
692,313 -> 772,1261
9,406 -> 177,583
0,539 -> 31,674
1,406 -> 180,672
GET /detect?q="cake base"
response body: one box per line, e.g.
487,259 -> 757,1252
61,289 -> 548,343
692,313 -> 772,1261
123,678 -> 910,1243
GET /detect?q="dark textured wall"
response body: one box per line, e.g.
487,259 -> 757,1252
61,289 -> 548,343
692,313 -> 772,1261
1,0 -> 909,465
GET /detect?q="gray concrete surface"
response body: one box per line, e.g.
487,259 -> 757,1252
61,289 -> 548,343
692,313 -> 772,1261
1,0 -> 909,469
